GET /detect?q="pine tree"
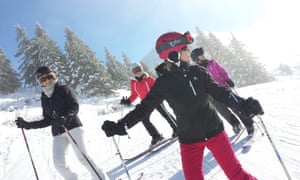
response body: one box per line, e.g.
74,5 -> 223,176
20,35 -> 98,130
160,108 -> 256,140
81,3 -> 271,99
228,33 -> 274,86
206,32 -> 232,67
15,25 -> 35,86
121,52 -> 132,82
278,64 -> 293,75
64,27 -> 113,96
16,23 -> 66,86
105,48 -> 129,88
0,49 -> 21,93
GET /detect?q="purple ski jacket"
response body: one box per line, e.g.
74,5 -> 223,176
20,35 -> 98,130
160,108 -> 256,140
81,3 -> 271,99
205,60 -> 230,87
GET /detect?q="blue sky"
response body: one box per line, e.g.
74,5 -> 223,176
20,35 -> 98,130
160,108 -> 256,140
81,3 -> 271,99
1,0 -> 299,69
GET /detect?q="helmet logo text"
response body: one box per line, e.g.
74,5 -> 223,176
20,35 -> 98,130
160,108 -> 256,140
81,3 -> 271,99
169,39 -> 182,47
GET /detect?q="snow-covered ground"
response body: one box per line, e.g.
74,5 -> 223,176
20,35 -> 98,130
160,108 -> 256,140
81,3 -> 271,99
1,75 -> 300,180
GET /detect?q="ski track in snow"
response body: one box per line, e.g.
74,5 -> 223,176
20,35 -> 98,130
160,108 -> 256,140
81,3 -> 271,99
0,77 -> 300,179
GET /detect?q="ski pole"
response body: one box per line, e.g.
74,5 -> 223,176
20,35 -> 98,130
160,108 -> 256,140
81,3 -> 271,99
62,125 -> 103,180
256,116 -> 292,180
16,99 -> 39,180
115,104 -> 132,179
120,104 -> 131,139
21,128 -> 40,180
112,136 -> 132,180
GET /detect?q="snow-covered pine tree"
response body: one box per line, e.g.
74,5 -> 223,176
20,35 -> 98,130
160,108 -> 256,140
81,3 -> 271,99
64,27 -> 113,96
121,52 -> 133,83
277,64 -> 293,75
105,48 -> 130,88
15,25 -> 36,87
0,49 -> 21,93
228,33 -> 274,87
16,23 -> 67,86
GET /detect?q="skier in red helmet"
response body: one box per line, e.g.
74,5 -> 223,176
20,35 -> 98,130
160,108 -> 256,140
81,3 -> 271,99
102,31 -> 263,180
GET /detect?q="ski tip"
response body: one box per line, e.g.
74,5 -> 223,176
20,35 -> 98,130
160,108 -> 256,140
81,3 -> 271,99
242,146 -> 252,153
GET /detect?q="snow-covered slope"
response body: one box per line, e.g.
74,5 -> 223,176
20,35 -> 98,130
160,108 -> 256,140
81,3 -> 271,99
1,76 -> 300,180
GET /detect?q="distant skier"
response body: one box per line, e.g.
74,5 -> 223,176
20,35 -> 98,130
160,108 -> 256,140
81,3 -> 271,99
15,66 -> 107,180
121,63 -> 177,146
102,31 -> 263,180
191,47 -> 255,136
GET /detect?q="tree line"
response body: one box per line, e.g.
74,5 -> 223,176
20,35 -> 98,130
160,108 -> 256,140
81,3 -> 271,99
0,23 -> 275,95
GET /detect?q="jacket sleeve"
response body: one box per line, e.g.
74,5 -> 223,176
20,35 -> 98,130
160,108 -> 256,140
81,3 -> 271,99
147,76 -> 156,88
213,60 -> 230,80
61,85 -> 79,117
119,79 -> 165,128
29,118 -> 51,129
128,80 -> 138,103
28,102 -> 52,129
202,68 -> 246,113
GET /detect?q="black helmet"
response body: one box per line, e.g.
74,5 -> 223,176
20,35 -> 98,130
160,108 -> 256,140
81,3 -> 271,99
190,47 -> 204,62
35,66 -> 57,81
35,66 -> 51,77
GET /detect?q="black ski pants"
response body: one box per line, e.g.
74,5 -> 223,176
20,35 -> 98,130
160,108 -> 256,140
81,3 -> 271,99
142,103 -> 177,139
210,97 -> 253,128
156,103 -> 177,132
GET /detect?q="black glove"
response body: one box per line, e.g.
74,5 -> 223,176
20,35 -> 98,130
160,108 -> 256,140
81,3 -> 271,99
226,79 -> 235,87
15,117 -> 32,129
120,96 -> 131,106
52,115 -> 68,127
101,120 -> 127,137
242,97 -> 264,118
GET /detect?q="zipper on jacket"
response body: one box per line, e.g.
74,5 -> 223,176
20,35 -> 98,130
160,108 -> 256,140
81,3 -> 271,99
189,80 -> 197,96
184,72 -> 197,96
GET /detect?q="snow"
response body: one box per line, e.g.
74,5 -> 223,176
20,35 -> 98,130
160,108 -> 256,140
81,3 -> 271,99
1,76 -> 300,180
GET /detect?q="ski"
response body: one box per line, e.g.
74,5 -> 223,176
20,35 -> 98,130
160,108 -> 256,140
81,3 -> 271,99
231,127 -> 246,144
241,128 -> 263,153
118,172 -> 144,180
241,135 -> 256,153
151,137 -> 178,153
125,137 -> 178,164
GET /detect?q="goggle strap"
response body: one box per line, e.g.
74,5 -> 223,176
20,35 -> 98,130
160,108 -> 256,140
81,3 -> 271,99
156,36 -> 187,53
156,31 -> 193,53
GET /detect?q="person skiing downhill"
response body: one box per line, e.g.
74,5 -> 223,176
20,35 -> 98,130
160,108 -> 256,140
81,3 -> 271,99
121,63 -> 177,146
191,47 -> 255,136
15,66 -> 107,180
102,31 -> 264,180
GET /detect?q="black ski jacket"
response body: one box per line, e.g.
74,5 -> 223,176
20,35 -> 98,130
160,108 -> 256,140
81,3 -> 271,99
121,63 -> 244,144
29,83 -> 82,136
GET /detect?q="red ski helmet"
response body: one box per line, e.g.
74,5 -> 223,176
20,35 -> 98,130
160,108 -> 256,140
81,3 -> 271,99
155,31 -> 193,59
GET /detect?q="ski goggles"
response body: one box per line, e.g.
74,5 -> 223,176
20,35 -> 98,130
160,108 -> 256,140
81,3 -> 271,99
132,66 -> 142,74
38,73 -> 55,83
